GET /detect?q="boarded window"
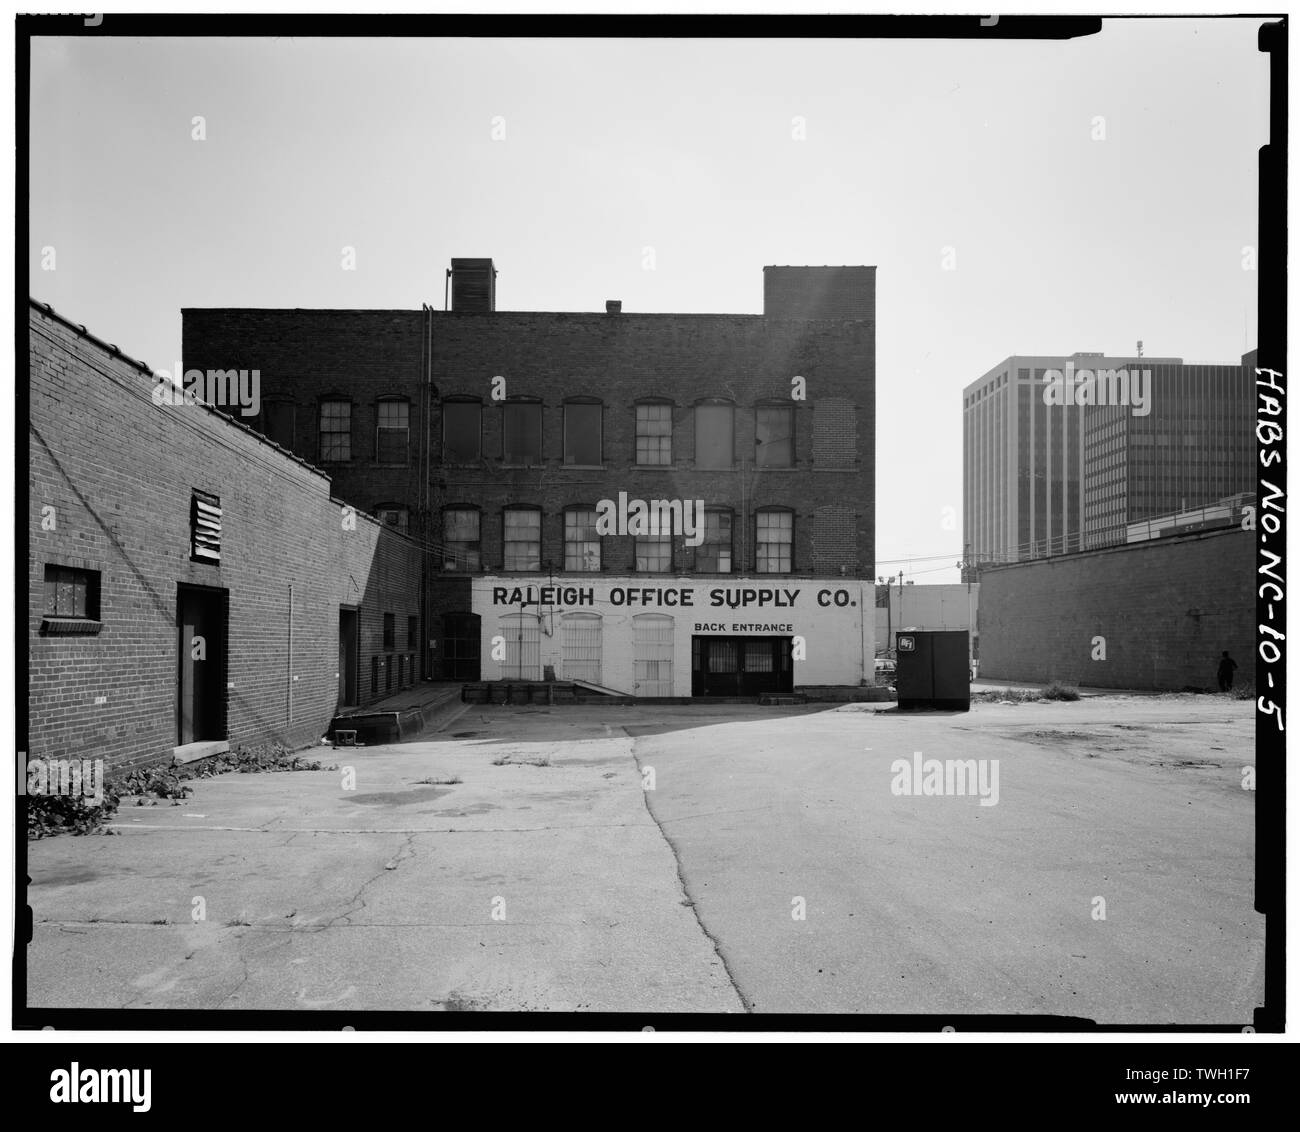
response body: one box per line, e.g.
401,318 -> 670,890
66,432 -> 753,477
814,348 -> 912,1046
695,404 -> 734,469
564,402 -> 602,465
443,401 -> 482,463
503,402 -> 542,465
756,405 -> 794,467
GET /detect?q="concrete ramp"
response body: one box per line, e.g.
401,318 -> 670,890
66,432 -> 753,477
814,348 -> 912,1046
571,679 -> 632,697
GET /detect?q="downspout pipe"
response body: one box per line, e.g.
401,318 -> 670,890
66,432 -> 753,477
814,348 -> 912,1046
287,582 -> 294,727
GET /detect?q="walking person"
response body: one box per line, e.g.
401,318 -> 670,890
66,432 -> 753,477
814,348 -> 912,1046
1217,650 -> 1238,693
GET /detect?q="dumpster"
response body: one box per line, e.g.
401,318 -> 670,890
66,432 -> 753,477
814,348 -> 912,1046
895,630 -> 970,711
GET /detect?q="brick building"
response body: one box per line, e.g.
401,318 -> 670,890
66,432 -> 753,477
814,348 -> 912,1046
182,260 -> 878,695
29,300 -> 423,775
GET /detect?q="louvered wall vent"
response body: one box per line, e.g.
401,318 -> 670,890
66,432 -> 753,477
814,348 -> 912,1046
191,491 -> 222,563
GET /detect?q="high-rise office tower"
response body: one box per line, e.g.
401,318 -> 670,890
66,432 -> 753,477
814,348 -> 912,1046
962,351 -> 1249,565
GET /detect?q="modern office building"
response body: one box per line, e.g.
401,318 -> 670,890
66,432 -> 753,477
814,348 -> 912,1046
962,351 -> 1252,565
183,259 -> 878,696
1082,357 -> 1256,548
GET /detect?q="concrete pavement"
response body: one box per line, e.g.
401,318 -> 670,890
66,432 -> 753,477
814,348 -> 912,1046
26,695 -> 1261,1022
635,696 -> 1262,1023
27,724 -> 742,1012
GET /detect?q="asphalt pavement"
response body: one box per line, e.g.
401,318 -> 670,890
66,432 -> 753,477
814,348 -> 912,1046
635,696 -> 1261,1023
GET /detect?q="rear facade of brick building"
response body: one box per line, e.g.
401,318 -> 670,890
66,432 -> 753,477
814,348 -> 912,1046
182,262 -> 879,695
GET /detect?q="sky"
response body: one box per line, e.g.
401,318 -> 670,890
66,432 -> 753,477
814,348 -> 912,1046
28,20 -> 1270,584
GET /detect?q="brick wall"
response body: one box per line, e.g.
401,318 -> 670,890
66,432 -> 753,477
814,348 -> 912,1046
183,304 -> 876,581
763,266 -> 876,321
180,307 -> 428,536
29,302 -> 425,775
976,528 -> 1254,691
428,310 -> 875,577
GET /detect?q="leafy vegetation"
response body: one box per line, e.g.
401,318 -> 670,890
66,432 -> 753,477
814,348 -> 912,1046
1041,682 -> 1082,701
972,684 -> 1082,704
27,743 -> 337,840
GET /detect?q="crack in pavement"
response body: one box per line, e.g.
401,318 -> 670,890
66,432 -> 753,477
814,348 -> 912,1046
322,831 -> 418,929
216,949 -> 252,1009
626,737 -> 751,1014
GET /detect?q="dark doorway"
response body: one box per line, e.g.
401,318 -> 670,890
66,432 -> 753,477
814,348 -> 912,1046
442,612 -> 481,680
338,607 -> 359,708
177,585 -> 227,745
692,636 -> 793,697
